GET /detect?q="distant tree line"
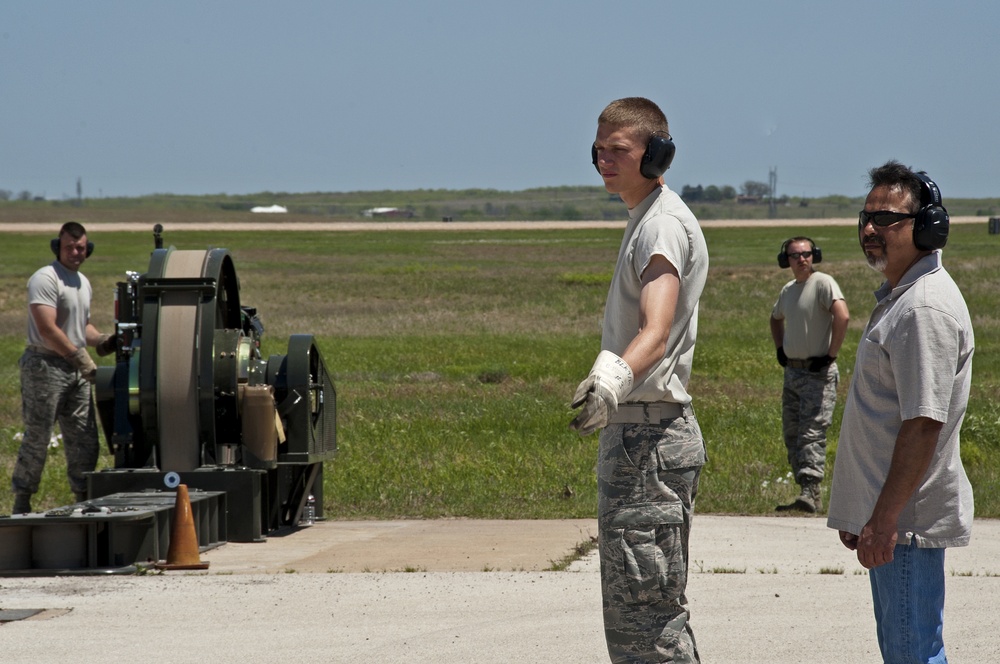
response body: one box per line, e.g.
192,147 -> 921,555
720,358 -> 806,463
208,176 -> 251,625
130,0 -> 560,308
0,189 -> 36,201
680,180 -> 776,202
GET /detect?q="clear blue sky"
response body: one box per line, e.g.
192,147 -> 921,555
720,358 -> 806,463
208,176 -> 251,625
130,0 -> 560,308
3,1 -> 999,200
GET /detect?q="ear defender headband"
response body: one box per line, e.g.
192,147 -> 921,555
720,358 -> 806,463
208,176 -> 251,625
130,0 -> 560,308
912,171 -> 949,250
51,237 -> 95,258
777,238 -> 822,269
592,132 -> 676,180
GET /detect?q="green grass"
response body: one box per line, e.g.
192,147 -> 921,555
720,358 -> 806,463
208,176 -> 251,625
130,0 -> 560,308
4,186 -> 999,221
1,222 -> 999,518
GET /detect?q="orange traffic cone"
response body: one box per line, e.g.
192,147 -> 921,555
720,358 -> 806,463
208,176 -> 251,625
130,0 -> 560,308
155,484 -> 209,570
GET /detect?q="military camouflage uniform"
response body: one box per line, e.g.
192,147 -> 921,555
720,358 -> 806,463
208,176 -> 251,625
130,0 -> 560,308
583,180 -> 708,662
12,348 -> 99,499
781,363 -> 838,484
772,266 -> 845,512
599,413 -> 706,663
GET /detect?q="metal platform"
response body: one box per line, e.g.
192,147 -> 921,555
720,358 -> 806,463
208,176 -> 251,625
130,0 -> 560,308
87,467 -> 271,542
0,489 -> 226,576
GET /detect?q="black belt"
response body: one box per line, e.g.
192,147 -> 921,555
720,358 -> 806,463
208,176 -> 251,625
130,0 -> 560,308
785,358 -> 810,369
609,402 -> 692,424
26,344 -> 62,357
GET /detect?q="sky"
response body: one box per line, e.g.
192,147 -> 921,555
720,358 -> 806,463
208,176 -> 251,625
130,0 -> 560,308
3,1 -> 1000,200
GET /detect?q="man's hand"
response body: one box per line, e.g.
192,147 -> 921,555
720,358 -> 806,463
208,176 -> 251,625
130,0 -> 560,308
776,346 -> 788,367
67,347 -> 98,383
846,418 -> 943,569
808,354 -> 835,372
855,516 -> 899,569
95,333 -> 117,357
838,530 -> 858,551
569,351 -> 634,436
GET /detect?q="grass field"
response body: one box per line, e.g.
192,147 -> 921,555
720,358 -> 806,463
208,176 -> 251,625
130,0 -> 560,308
3,185 -> 998,221
1,220 -> 998,518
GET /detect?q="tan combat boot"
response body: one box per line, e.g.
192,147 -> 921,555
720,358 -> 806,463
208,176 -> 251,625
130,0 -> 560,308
775,479 -> 821,513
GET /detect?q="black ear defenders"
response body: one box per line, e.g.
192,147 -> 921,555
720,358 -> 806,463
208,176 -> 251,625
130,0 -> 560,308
51,237 -> 95,258
639,133 -> 676,179
778,238 -> 822,269
592,132 -> 676,180
912,171 -> 949,250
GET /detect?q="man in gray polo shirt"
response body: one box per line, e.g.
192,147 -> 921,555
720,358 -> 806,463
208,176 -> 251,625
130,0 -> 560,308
827,161 -> 973,663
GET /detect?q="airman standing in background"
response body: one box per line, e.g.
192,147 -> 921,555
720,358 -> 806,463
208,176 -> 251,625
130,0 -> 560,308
11,222 -> 115,514
770,236 -> 848,512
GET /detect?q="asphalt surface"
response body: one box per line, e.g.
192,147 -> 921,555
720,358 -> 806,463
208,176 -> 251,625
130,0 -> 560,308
3,515 -> 999,663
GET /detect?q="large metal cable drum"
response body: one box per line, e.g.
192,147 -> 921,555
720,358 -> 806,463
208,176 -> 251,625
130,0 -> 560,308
90,231 -> 337,540
138,248 -> 243,472
157,250 -> 203,470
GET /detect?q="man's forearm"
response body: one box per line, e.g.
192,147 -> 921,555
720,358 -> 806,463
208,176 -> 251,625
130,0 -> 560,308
621,329 -> 667,383
828,300 -> 849,357
871,417 -> 944,522
85,323 -> 103,347
39,328 -> 78,356
769,316 -> 784,348
855,417 -> 944,568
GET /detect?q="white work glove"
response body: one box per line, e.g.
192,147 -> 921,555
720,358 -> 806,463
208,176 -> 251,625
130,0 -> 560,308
569,350 -> 634,436
67,347 -> 98,383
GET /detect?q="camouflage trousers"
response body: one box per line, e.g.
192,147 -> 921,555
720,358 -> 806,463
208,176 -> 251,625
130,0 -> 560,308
597,411 -> 707,663
12,350 -> 99,497
781,363 -> 838,484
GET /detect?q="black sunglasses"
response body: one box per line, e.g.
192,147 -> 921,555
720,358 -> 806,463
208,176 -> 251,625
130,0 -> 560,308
786,251 -> 813,260
859,210 -> 914,227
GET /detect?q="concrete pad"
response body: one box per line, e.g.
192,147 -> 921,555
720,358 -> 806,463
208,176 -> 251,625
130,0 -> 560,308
202,518 -> 598,573
1,516 -> 997,663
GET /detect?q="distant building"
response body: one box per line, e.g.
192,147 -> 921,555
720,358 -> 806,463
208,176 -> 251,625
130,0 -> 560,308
362,207 -> 414,219
250,205 -> 288,213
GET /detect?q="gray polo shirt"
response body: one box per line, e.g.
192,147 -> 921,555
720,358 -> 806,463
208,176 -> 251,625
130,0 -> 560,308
827,251 -> 974,548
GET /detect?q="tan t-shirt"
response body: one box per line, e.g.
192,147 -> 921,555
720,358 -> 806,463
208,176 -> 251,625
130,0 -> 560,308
26,261 -> 92,350
771,271 -> 844,359
601,185 -> 709,404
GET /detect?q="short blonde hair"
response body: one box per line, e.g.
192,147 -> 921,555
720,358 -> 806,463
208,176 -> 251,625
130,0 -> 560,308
597,97 -> 670,143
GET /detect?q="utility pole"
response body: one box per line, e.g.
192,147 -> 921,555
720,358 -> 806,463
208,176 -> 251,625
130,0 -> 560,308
768,167 -> 777,219
76,177 -> 83,207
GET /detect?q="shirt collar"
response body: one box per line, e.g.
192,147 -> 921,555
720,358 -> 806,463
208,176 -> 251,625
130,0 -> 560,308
627,186 -> 663,222
874,249 -> 943,302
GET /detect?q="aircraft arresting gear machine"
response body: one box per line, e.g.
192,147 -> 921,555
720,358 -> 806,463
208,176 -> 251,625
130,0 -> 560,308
0,225 -> 337,576
87,225 -> 338,543
0,224 -> 337,576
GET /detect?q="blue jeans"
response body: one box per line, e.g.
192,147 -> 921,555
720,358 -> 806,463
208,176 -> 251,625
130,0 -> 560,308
869,539 -> 947,663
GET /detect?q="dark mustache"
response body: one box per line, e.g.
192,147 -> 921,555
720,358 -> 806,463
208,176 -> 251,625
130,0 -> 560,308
862,234 -> 885,248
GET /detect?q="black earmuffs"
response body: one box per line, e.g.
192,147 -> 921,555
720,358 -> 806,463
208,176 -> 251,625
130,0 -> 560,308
912,171 -> 950,250
592,132 -> 676,180
777,238 -> 822,269
51,237 -> 95,258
